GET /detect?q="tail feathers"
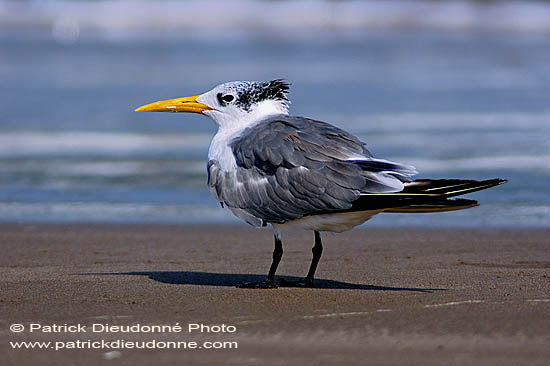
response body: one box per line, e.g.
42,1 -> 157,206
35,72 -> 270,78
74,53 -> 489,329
402,178 -> 507,198
349,178 -> 506,212
384,198 -> 478,213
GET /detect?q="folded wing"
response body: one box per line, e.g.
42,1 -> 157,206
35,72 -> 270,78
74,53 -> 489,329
208,115 -> 418,225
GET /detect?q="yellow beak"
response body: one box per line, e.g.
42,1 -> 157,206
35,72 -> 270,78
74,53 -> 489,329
134,95 -> 212,113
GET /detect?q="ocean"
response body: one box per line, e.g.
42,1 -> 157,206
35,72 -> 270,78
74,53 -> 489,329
1,0 -> 549,227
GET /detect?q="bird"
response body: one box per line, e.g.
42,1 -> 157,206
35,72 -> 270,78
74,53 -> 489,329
135,79 -> 506,288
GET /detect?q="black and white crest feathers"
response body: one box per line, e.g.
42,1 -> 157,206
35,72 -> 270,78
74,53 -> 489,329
221,79 -> 290,111
257,79 -> 290,103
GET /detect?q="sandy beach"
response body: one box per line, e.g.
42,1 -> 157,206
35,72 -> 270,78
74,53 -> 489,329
1,223 -> 549,365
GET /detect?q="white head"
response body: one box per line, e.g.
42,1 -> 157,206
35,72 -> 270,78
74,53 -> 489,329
135,80 -> 290,131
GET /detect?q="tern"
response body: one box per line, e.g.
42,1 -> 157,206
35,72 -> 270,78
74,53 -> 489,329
135,80 -> 506,288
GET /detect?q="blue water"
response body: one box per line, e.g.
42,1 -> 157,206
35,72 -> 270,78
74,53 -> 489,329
1,1 -> 549,227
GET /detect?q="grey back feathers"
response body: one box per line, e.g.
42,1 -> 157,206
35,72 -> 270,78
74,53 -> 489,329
207,115 -> 417,226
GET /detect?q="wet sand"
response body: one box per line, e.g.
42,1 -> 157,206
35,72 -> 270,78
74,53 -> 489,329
1,223 -> 549,365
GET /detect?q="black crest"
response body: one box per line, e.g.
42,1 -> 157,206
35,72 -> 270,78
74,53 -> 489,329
233,79 -> 290,111
257,79 -> 290,103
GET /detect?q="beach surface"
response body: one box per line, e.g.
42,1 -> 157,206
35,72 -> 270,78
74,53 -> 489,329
1,224 -> 549,365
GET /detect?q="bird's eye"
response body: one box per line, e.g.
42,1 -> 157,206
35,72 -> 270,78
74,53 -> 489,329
217,93 -> 234,105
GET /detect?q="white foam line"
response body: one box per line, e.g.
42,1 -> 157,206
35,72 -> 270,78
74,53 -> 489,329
405,155 -> 550,172
424,300 -> 485,308
0,202 -> 234,222
235,319 -> 269,325
240,300 -> 547,324
327,112 -> 550,132
301,309 -> 392,319
4,0 -> 550,34
0,131 -> 212,156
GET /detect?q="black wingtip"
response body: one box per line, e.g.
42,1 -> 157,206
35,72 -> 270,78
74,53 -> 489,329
486,178 -> 508,186
459,178 -> 507,195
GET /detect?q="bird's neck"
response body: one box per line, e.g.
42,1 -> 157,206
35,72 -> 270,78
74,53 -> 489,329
249,99 -> 289,123
207,100 -> 289,172
207,100 -> 289,134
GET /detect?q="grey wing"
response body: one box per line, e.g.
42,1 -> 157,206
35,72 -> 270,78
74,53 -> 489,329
209,115 -> 417,225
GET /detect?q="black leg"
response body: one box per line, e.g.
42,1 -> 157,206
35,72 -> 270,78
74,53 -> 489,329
304,231 -> 323,285
279,231 -> 323,288
267,232 -> 283,283
237,231 -> 282,289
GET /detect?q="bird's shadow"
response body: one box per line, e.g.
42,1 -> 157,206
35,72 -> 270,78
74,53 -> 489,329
83,271 -> 443,293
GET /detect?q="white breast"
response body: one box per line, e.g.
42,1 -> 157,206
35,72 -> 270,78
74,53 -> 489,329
208,130 -> 238,172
